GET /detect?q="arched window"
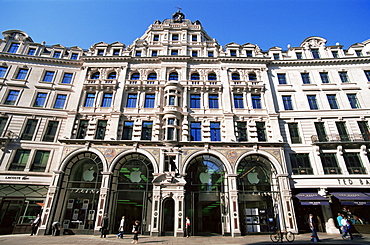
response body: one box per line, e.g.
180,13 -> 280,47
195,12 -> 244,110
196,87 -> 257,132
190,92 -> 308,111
131,73 -> 140,80
108,72 -> 117,79
249,73 -> 257,81
232,72 -> 240,80
169,72 -> 178,81
191,73 -> 200,80
208,73 -> 217,81
91,72 -> 100,79
237,155 -> 272,191
148,73 -> 157,80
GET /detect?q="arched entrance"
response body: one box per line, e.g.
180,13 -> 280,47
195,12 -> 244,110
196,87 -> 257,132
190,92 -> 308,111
185,154 -> 226,235
237,155 -> 276,235
110,153 -> 154,235
59,152 -> 103,233
162,198 -> 175,236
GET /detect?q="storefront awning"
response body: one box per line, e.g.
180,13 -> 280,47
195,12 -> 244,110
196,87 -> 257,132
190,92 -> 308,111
296,193 -> 329,205
331,192 -> 370,206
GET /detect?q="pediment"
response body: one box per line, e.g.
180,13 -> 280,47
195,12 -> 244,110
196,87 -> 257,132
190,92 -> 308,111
300,36 -> 327,48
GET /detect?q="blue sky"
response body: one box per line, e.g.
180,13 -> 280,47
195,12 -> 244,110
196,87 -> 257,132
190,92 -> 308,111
1,0 -> 369,51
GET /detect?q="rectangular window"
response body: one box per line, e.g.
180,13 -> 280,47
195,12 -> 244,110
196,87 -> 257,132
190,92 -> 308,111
190,94 -> 201,108
71,53 -> 79,60
336,121 -> 349,141
43,71 -> 55,82
135,50 -> 141,57
355,50 -> 362,57
171,50 -> 178,55
192,35 -> 197,41
192,51 -> 198,57
288,123 -> 301,143
252,94 -> 262,109
256,122 -> 266,142
311,49 -> 320,59
234,94 -> 244,109
141,121 -> 153,140
332,51 -> 339,58
101,93 -> 113,107
208,51 -> 214,57
339,71 -> 350,83
62,73 -> 73,84
358,121 -> 370,141
76,120 -> 89,139
122,121 -> 134,140
321,153 -> 341,174
343,153 -> 367,174
168,95 -> 175,106
0,66 -> 7,78
152,50 -> 158,56
54,94 -> 67,109
153,35 -> 159,41
237,122 -> 247,141
365,70 -> 370,82
347,94 -> 360,109
246,50 -> 252,57
28,48 -> 36,55
8,149 -> 30,171
21,119 -> 38,140
4,90 -> 20,105
33,92 -> 47,107
42,121 -> 59,142
282,95 -> 293,110
97,49 -> 104,55
314,122 -> 327,142
8,43 -> 20,53
209,94 -> 219,109
230,50 -> 237,56
273,54 -> 280,60
84,93 -> 95,107
290,153 -> 313,175
16,68 -> 28,80
327,94 -> 339,109
307,95 -> 319,110
301,73 -> 311,84
0,117 -> 7,136
296,52 -> 302,59
95,120 -> 107,140
172,34 -> 179,41
190,122 -> 201,141
320,72 -> 330,83
144,94 -> 155,108
30,150 -> 50,172
53,51 -> 61,58
277,74 -> 287,84
210,122 -> 221,141
127,94 -> 137,108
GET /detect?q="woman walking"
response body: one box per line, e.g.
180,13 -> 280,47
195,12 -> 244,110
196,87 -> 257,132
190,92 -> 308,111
131,220 -> 140,244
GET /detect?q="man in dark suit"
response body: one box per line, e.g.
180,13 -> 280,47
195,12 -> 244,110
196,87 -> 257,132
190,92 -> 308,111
30,214 -> 41,236
100,213 -> 109,238
308,214 -> 320,242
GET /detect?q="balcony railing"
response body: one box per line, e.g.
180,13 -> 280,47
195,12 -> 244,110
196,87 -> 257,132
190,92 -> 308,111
311,134 -> 366,143
323,167 -> 342,174
84,79 -> 118,86
292,167 -> 314,175
347,167 -> 367,174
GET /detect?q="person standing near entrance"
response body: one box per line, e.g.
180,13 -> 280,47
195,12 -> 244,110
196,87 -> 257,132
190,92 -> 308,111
30,214 -> 41,236
308,214 -> 320,242
131,220 -> 140,244
337,213 -> 343,233
341,216 -> 353,240
117,216 -> 125,239
185,217 -> 191,238
100,213 -> 109,238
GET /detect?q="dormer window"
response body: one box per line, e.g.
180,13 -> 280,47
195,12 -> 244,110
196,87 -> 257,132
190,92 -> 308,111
152,50 -> 158,56
230,50 -> 237,57
53,51 -> 61,58
28,48 -> 36,55
311,49 -> 320,59
171,50 -> 179,55
71,53 -> 79,60
355,50 -> 363,57
153,35 -> 159,41
97,49 -> 104,55
8,43 -> 19,53
136,50 -> 142,57
172,34 -> 179,41
113,49 -> 120,56
246,50 -> 252,57
208,51 -> 214,57
296,52 -> 302,59
192,35 -> 197,41
332,51 -> 339,58
273,54 -> 280,60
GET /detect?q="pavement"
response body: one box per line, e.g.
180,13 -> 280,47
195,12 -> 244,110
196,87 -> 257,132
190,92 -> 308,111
0,232 -> 369,245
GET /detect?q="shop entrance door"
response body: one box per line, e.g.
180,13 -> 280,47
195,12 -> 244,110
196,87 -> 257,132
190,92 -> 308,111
162,198 -> 174,236
0,198 -> 23,234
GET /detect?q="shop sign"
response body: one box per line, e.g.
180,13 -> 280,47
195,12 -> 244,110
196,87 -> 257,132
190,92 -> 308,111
70,188 -> 99,194
4,176 -> 29,180
337,179 -> 370,185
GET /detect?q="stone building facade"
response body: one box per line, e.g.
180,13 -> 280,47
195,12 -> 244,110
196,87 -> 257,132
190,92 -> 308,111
0,11 -> 369,236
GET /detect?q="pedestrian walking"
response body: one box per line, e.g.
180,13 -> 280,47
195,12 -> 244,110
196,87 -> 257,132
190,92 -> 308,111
100,213 -> 109,238
185,217 -> 191,237
117,216 -> 125,239
337,213 -> 343,233
30,214 -> 41,236
131,220 -> 140,244
308,214 -> 320,242
341,216 -> 353,240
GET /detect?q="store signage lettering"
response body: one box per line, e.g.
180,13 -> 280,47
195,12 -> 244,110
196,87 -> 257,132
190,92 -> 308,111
72,189 -> 99,194
337,179 -> 370,185
4,176 -> 29,180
